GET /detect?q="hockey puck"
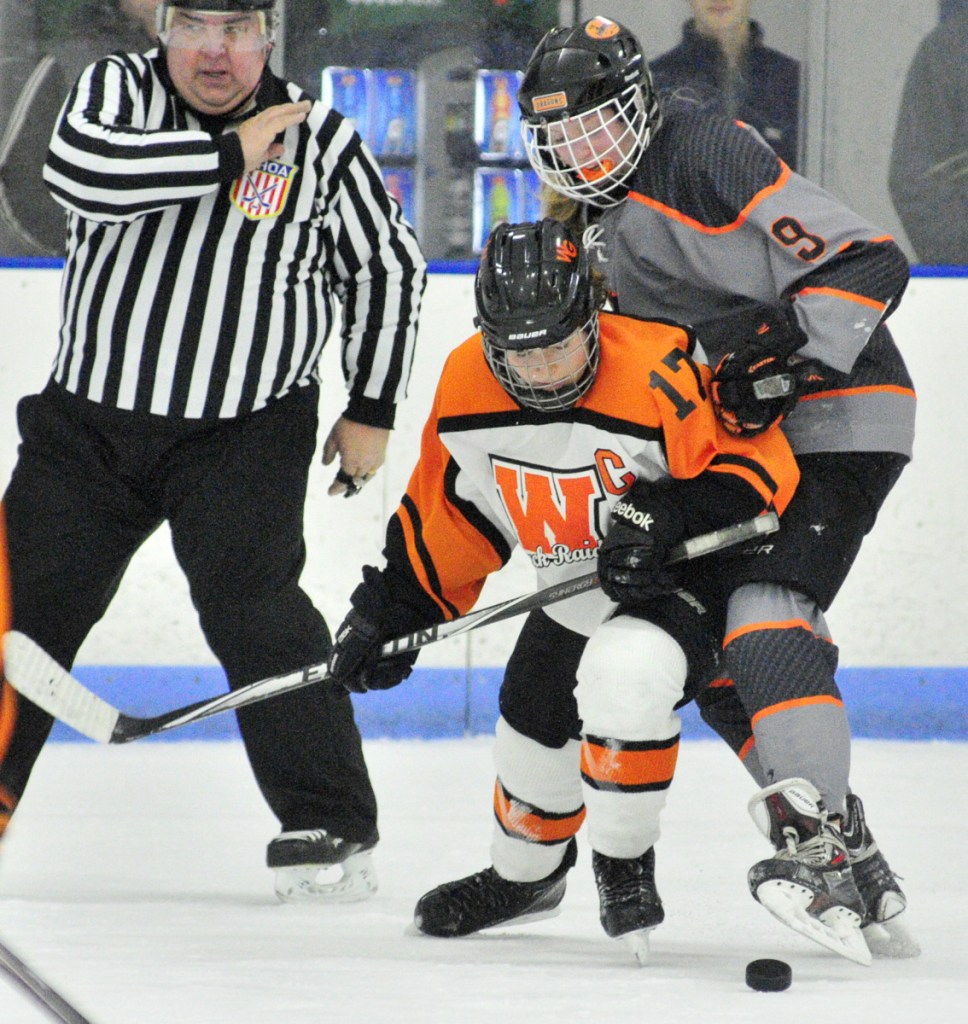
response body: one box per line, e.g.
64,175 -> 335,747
745,958 -> 792,992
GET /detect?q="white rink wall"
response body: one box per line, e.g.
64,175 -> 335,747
0,269 -> 961,672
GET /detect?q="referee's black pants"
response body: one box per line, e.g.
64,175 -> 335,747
0,381 -> 377,843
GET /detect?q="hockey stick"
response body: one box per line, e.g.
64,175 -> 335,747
0,938 -> 95,1024
3,512 -> 778,745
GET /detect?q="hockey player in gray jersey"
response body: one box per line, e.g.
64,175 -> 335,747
518,14 -> 918,964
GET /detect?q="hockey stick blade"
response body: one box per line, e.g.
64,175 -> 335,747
0,937 -> 96,1024
3,513 -> 777,743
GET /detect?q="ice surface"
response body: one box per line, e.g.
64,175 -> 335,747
0,738 -> 964,1023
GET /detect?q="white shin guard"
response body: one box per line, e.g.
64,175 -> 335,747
490,717 -> 584,882
575,615 -> 688,859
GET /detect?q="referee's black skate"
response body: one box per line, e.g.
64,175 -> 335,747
592,846 -> 664,965
414,838 -> 577,937
842,792 -> 920,958
267,829 -> 378,903
748,778 -> 870,965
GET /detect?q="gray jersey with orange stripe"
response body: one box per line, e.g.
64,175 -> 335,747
599,107 -> 915,457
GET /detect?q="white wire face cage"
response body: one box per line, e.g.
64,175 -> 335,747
483,314 -> 601,412
522,83 -> 655,209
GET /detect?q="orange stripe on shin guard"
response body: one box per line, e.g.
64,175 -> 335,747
493,780 -> 586,844
738,735 -> 756,762
724,618 -> 822,647
750,693 -> 844,728
580,734 -> 679,792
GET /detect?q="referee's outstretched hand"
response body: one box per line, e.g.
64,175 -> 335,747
237,100 -> 311,172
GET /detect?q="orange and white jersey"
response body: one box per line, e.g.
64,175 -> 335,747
384,311 -> 799,637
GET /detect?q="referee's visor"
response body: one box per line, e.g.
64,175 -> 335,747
157,7 -> 275,52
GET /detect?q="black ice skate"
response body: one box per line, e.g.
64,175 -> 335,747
267,829 -> 378,903
842,792 -> 920,958
413,838 -> 577,937
592,846 -> 664,965
747,778 -> 870,966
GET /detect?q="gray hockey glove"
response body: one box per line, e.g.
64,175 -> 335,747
598,481 -> 686,606
708,308 -> 808,437
328,566 -> 424,693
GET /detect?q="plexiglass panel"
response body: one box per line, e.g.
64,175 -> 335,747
0,0 -> 960,265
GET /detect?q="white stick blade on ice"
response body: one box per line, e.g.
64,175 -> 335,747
3,630 -> 119,744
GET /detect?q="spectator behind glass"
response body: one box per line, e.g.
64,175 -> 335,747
889,6 -> 968,265
649,0 -> 800,170
0,1 -> 157,257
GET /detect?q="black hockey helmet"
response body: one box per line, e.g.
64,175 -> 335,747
518,16 -> 661,208
475,219 -> 603,412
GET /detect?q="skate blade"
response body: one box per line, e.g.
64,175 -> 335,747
756,880 -> 872,966
863,916 -> 921,959
412,905 -> 563,939
273,850 -> 378,904
482,906 -> 563,932
618,927 -> 655,966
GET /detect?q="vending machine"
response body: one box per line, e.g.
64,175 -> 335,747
471,69 -> 542,253
319,62 -> 540,258
321,66 -> 419,229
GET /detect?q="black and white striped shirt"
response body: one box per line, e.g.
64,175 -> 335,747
43,50 -> 426,425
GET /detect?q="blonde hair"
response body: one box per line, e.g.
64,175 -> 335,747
538,190 -> 613,308
539,185 -> 588,233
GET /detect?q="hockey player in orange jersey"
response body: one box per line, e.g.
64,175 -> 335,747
327,218 -> 799,962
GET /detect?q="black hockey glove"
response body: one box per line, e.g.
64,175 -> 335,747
328,566 -> 424,693
708,309 -> 808,438
598,481 -> 686,607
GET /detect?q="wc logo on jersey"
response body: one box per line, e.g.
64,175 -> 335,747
492,459 -> 609,570
231,161 -> 298,221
